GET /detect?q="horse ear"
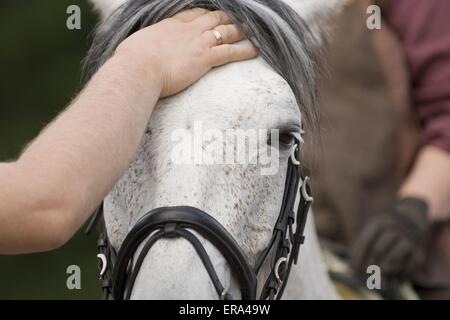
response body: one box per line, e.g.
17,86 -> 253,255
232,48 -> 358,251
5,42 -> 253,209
89,0 -> 128,20
283,0 -> 345,40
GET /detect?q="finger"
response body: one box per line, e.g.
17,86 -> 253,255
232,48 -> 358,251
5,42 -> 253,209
193,10 -> 232,31
378,238 -> 412,276
172,8 -> 210,22
350,225 -> 383,274
205,24 -> 246,47
367,232 -> 399,270
210,44 -> 259,67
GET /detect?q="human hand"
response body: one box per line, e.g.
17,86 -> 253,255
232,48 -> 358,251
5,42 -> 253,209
114,8 -> 259,97
351,198 -> 431,279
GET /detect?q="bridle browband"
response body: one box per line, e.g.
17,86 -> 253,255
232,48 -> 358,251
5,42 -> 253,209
86,134 -> 313,300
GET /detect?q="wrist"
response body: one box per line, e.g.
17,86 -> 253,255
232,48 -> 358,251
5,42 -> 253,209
82,55 -> 163,128
393,197 -> 429,219
391,197 -> 431,234
106,53 -> 164,99
399,146 -> 450,222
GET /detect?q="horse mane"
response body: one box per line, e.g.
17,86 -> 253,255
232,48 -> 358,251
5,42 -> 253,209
83,0 -> 321,132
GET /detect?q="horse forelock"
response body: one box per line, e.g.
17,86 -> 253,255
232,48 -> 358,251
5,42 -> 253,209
83,0 -> 322,133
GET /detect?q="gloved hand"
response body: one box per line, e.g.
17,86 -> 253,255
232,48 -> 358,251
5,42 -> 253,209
351,197 -> 431,279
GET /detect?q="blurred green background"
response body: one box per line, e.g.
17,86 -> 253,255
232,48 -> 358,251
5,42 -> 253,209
0,0 -> 101,299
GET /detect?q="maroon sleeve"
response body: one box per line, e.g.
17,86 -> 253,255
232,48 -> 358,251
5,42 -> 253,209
386,0 -> 450,152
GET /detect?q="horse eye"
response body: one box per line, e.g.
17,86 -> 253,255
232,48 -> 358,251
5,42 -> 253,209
279,132 -> 295,146
267,131 -> 296,147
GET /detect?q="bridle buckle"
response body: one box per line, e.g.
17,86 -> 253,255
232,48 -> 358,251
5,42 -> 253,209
301,176 -> 314,203
220,289 -> 229,300
289,131 -> 305,166
97,253 -> 108,279
274,257 -> 288,287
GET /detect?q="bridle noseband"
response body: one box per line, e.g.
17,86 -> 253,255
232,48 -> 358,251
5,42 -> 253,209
86,134 -> 313,300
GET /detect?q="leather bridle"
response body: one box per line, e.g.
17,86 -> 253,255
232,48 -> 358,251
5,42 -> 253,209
86,134 -> 313,300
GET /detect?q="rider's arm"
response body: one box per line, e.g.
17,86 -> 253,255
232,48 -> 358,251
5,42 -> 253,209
387,0 -> 450,221
399,146 -> 450,221
0,10 -> 258,254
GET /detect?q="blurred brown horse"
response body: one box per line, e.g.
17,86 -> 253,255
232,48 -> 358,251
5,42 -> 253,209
310,0 -> 450,300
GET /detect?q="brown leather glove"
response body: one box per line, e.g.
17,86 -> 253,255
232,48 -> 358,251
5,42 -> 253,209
351,197 -> 431,279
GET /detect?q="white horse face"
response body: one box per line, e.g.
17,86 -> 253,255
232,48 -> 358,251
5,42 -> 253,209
90,0 -> 342,300
106,59 -> 300,299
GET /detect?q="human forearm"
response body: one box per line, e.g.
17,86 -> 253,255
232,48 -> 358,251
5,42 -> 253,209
399,146 -> 450,221
20,56 -> 161,219
0,57 -> 161,253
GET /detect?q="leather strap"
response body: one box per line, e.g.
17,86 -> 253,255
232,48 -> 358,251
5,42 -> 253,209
111,207 -> 258,300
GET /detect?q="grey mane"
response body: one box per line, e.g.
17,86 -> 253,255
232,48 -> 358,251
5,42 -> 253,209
83,0 -> 321,131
